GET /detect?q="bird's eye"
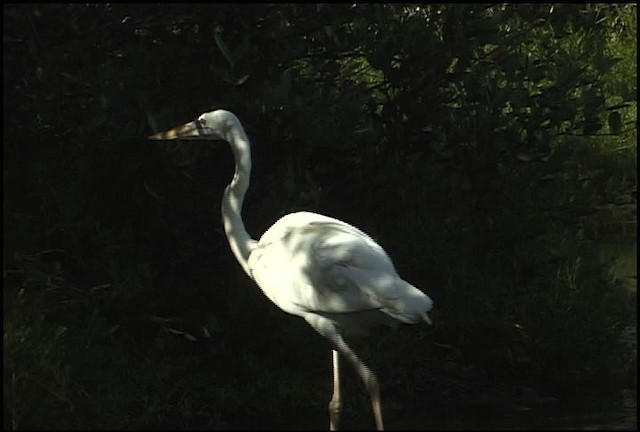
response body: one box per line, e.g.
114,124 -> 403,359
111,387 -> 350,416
199,118 -> 206,126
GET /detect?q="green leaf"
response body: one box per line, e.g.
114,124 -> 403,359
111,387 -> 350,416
606,103 -> 631,111
214,26 -> 234,67
608,111 -> 622,134
595,56 -> 623,73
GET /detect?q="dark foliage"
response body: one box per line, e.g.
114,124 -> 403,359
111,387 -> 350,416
4,4 -> 636,429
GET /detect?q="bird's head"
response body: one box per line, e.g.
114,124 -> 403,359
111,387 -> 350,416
149,109 -> 240,142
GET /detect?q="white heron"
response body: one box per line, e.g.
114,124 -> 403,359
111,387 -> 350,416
149,109 -> 433,430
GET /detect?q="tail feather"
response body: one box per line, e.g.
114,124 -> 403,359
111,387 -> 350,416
379,279 -> 433,325
338,265 -> 434,326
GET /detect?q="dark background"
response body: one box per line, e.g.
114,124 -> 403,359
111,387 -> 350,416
3,4 -> 637,429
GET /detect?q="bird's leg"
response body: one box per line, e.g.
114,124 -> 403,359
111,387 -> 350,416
329,349 -> 341,430
332,336 -> 384,431
304,314 -> 384,430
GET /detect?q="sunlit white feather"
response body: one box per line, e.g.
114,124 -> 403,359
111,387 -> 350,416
247,211 -> 433,336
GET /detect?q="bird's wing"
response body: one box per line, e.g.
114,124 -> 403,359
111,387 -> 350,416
307,220 -> 432,324
250,212 -> 432,324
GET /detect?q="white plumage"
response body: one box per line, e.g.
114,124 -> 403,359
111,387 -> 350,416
249,212 -> 432,328
150,110 -> 433,430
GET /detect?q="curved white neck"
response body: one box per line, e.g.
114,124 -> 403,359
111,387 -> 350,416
222,125 -> 258,277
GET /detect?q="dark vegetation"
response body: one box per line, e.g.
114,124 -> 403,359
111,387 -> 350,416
4,4 -> 636,429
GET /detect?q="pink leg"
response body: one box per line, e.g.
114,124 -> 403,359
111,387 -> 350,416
305,314 -> 384,430
329,349 -> 341,430
332,336 -> 384,430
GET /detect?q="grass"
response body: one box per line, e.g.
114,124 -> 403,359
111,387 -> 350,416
598,236 -> 637,291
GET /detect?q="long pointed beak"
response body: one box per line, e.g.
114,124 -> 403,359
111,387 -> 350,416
148,121 -> 202,140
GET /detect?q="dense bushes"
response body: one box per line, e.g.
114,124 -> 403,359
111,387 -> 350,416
4,4 -> 636,429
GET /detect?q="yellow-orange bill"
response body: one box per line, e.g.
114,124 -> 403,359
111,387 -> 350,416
148,121 -> 199,140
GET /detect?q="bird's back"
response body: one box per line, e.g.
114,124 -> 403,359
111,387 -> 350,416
247,212 -> 433,335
